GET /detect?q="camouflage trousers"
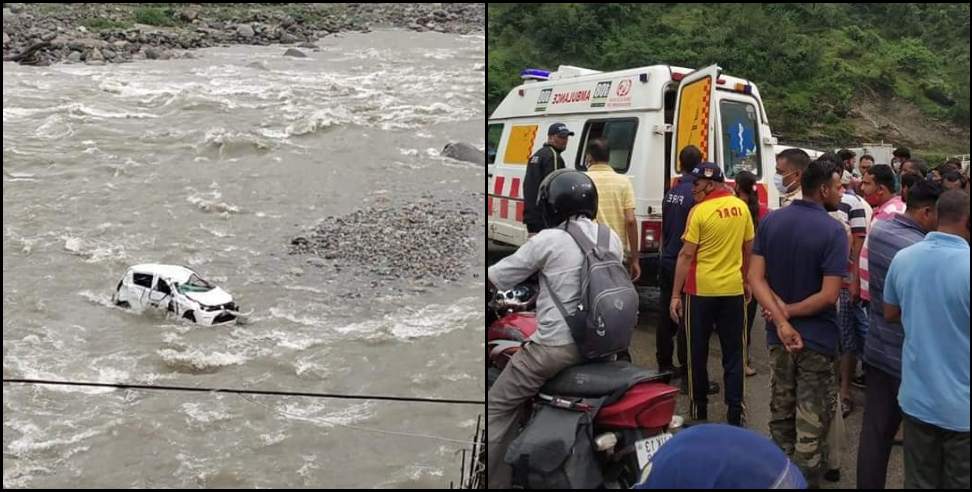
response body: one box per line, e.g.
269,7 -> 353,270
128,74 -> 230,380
769,346 -> 836,488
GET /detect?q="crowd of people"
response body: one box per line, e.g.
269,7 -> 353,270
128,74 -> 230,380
657,143 -> 969,488
488,121 -> 969,489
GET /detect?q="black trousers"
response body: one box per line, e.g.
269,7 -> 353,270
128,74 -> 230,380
685,294 -> 746,425
657,265 -> 687,371
856,364 -> 902,489
903,413 -> 970,489
745,297 -> 758,363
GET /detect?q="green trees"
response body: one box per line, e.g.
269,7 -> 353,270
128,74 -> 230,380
488,3 -> 969,149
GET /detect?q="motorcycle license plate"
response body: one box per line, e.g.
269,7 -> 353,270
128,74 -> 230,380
634,433 -> 673,470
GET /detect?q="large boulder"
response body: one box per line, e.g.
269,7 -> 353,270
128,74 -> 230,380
180,7 -> 201,22
143,47 -> 171,60
65,37 -> 107,51
279,31 -> 300,44
441,142 -> 485,165
236,24 -> 254,39
283,48 -> 307,58
85,48 -> 105,65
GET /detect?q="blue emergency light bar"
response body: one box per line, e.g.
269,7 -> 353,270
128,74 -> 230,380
520,68 -> 551,81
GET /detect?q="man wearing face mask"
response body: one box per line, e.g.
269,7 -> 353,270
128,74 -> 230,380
775,148 -> 812,207
522,122 -> 573,236
747,159 -> 849,488
858,165 -> 906,309
856,179 -> 943,489
670,162 -> 755,427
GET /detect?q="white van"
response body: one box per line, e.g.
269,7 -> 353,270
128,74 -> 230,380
488,64 -> 783,282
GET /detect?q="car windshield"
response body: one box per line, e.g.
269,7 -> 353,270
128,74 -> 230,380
177,274 -> 214,293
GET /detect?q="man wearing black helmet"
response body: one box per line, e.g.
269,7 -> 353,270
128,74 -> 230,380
522,122 -> 574,236
486,169 -> 624,489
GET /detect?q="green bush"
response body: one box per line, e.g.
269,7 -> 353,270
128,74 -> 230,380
134,7 -> 179,27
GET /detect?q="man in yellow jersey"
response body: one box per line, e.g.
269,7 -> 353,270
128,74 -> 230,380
669,162 -> 755,426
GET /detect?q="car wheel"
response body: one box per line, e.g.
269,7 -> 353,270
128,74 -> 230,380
183,311 -> 196,323
115,300 -> 130,308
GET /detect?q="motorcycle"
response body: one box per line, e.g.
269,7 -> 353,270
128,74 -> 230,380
487,280 -> 682,488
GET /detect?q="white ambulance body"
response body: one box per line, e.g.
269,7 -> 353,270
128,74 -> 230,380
488,64 -> 781,280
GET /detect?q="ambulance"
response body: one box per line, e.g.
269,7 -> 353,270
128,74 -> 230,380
488,64 -> 783,283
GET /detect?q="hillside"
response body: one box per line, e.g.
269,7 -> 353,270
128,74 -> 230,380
488,3 -> 970,156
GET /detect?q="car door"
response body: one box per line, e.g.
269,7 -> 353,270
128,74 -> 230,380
147,278 -> 174,310
130,272 -> 155,308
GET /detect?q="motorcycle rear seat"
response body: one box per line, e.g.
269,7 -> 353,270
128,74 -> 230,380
540,361 -> 670,399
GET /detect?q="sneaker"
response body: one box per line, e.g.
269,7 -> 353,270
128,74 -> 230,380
851,374 -> 866,389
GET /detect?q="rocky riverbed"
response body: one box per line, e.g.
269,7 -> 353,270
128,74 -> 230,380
2,3 -> 485,65
290,193 -> 483,287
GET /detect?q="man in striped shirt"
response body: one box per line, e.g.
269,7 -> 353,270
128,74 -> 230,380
831,171 -> 869,417
858,165 -> 906,311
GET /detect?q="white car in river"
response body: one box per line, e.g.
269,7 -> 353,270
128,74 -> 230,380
112,264 -> 241,325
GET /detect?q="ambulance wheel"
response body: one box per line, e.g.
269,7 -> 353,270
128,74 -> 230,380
183,311 -> 196,322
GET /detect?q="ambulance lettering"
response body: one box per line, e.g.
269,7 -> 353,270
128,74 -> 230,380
551,89 -> 591,105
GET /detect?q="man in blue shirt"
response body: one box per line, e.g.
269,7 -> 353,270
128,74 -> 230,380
856,179 -> 941,489
748,158 -> 848,488
883,190 -> 970,489
657,145 -> 699,377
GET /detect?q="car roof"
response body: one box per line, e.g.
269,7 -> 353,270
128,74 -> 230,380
129,264 -> 196,283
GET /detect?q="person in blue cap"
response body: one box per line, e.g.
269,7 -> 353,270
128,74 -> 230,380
635,424 -> 808,489
523,122 -> 573,235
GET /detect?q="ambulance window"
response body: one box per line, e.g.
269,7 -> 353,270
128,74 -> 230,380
487,124 -> 503,165
720,100 -> 761,178
576,118 -> 638,174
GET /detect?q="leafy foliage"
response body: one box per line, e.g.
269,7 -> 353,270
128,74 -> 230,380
488,3 -> 970,149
